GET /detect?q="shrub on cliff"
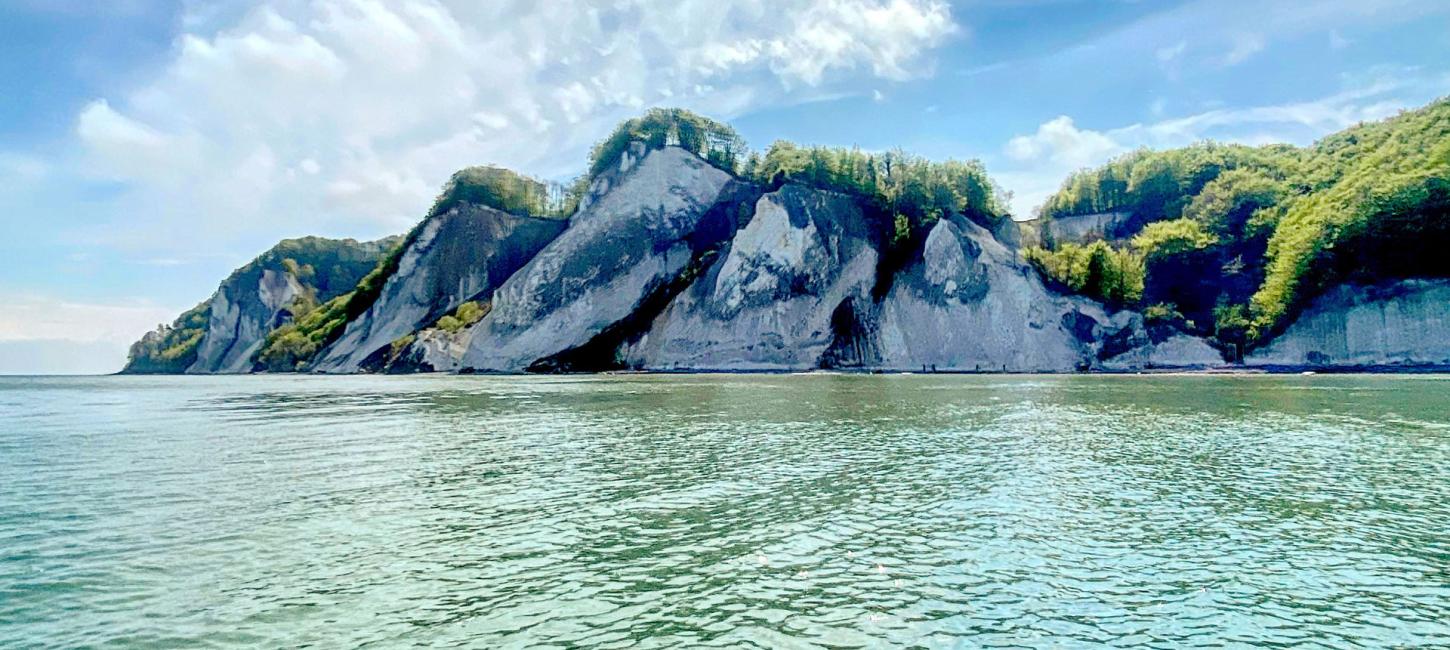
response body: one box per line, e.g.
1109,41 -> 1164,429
123,302 -> 211,373
1025,241 -> 1144,307
1034,97 -> 1450,344
255,293 -> 352,372
428,166 -> 578,220
588,108 -> 745,178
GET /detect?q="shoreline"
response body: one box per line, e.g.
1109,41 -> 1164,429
100,364 -> 1450,378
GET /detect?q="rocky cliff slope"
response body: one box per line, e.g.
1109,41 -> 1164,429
125,105 -> 1449,374
122,236 -> 395,374
1246,280 -> 1450,369
450,145 -> 758,372
423,151 -> 1221,373
310,204 -> 566,372
623,184 -> 881,370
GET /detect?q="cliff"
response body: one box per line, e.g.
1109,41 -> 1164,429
309,204 -> 566,373
451,145 -> 758,372
122,236 -> 394,374
421,152 -> 1216,373
124,105 -> 1449,375
1246,280 -> 1450,370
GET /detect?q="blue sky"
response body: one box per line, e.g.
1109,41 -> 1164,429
2,0 -> 1448,373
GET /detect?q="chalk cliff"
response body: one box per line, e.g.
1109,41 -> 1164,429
1246,280 -> 1450,369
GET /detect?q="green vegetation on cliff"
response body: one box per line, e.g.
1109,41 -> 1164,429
250,162 -> 588,372
255,292 -> 353,372
122,236 -> 393,373
749,142 -> 1005,225
587,108 -> 1009,237
1031,98 -> 1450,347
744,141 -> 1008,287
429,166 -> 579,220
589,107 -> 746,178
122,302 -> 212,374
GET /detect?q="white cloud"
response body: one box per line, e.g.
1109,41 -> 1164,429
1155,40 -> 1186,63
0,295 -> 186,374
76,99 -> 198,184
0,294 -> 179,345
0,153 -> 47,185
1220,32 -> 1266,66
66,0 -> 959,254
1004,116 -> 1124,169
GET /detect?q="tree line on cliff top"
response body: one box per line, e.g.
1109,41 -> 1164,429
131,100 -> 1448,371
1026,98 -> 1449,353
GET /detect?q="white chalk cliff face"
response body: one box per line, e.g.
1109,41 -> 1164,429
311,205 -> 566,373
625,185 -> 879,370
133,139 -> 1450,375
179,236 -> 395,374
188,269 -> 306,374
1247,280 -> 1450,369
626,191 -> 1212,372
876,216 -> 1126,372
455,146 -> 747,372
403,153 -> 1228,373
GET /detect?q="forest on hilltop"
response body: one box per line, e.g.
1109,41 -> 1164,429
1026,98 -> 1450,354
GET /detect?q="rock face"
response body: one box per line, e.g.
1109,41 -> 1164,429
180,237 -> 392,374
874,215 -> 1179,371
454,146 -> 755,372
1101,333 -> 1225,371
311,205 -> 566,373
1043,211 -> 1134,244
624,196 -> 1210,372
141,138 -> 1448,376
188,269 -> 307,374
625,185 -> 883,370
435,167 -> 1224,373
877,216 -> 1091,371
1247,280 -> 1450,369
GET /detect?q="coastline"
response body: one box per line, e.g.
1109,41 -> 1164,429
105,365 -> 1450,378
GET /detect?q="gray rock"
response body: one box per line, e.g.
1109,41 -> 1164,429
312,205 -> 566,373
455,146 -> 743,372
187,268 -> 305,374
1101,333 -> 1225,371
875,215 -> 1126,372
989,215 -> 1023,250
1043,211 -> 1134,244
181,236 -> 392,374
1247,280 -> 1450,369
626,185 -> 880,370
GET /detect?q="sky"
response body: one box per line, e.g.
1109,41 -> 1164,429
1,0 -> 1448,374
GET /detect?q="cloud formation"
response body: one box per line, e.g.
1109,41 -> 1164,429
73,0 -> 958,252
0,294 -> 177,345
1004,116 -> 1121,171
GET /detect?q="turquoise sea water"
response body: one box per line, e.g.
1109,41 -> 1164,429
1,374 -> 1447,648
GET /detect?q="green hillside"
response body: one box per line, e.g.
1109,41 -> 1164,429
1028,97 -> 1450,351
123,236 -> 395,373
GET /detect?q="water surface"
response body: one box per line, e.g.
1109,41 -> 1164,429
2,374 -> 1447,647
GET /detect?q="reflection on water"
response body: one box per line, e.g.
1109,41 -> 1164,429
2,374 -> 1448,647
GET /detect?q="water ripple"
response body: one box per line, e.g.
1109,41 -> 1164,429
1,374 -> 1447,648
